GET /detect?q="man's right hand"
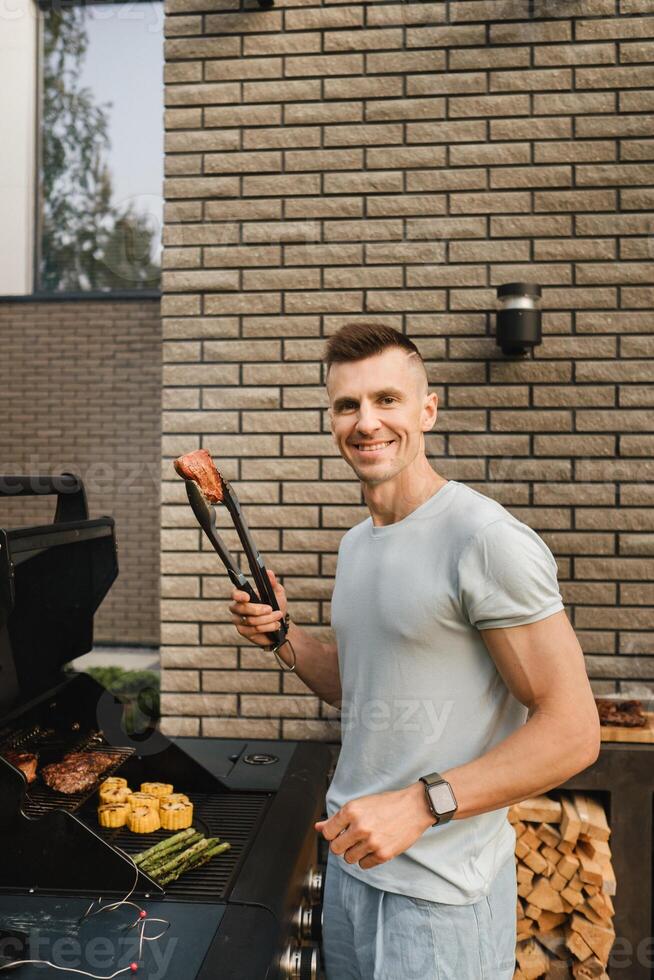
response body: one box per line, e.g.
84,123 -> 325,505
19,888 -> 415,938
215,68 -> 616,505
228,568 -> 287,647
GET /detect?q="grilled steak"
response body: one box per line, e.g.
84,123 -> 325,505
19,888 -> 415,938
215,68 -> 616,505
2,750 -> 38,783
42,750 -> 116,794
595,698 -> 647,728
174,449 -> 224,504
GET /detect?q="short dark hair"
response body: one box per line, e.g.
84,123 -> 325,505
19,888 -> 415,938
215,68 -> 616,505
324,322 -> 423,374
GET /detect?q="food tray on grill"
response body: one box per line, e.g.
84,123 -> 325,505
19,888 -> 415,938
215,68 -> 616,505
0,727 -> 135,817
87,791 -> 271,902
596,696 -> 654,743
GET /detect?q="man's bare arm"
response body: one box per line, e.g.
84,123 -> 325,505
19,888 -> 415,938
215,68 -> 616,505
228,571 -> 341,706
317,608 -> 601,870
441,609 -> 601,820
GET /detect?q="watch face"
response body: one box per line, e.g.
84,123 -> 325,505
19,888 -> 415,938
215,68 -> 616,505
429,782 -> 456,814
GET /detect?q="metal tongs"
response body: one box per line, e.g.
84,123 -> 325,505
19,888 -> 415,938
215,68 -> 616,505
183,479 -> 294,671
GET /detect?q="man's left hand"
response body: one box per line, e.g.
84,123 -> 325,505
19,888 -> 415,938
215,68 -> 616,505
315,783 -> 435,871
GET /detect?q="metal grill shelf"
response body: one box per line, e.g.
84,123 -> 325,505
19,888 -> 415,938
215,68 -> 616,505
87,791 -> 271,902
0,729 -> 135,818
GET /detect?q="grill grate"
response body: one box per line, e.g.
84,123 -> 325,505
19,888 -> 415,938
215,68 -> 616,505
0,728 -> 135,817
90,791 -> 271,902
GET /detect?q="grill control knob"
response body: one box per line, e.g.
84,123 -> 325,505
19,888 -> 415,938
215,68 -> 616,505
304,867 -> 324,905
278,944 -> 318,980
292,903 -> 318,942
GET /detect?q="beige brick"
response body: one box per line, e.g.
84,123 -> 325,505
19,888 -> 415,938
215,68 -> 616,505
542,534 -> 613,555
241,694 -> 321,718
407,23 -> 485,47
533,385 -> 615,407
450,142 -> 531,166
407,72 -> 486,95
325,76 -> 403,100
242,410 -> 320,432
535,483 -> 616,506
285,6 -> 364,30
165,82 -> 239,106
491,410 -> 572,432
285,53 -> 364,76
491,68 -> 572,91
448,46 -> 530,69
620,534 -> 654,556
449,0 -> 530,20
534,189 -> 616,212
205,57 -> 282,81
243,126 -> 321,150
535,140 -> 616,163
576,114 -> 654,137
204,104 -> 281,128
534,238 -> 615,260
578,65 -> 654,88
202,670 -> 279,693
160,669 -> 200,692
285,197 -> 363,220
160,693 -> 237,715
202,9 -> 281,33
366,146 -> 447,168
165,176 -> 238,199
449,434 -> 531,456
160,717 -> 200,736
243,363 -> 320,385
365,97 -> 445,122
365,289 -> 446,312
491,165 -> 572,189
491,21 -> 572,44
577,16 -> 654,40
286,148 -> 363,171
534,42 -> 616,66
325,28 -> 404,51
450,191 -> 530,214
577,163 -> 654,186
324,171 -> 403,194
165,36 -> 240,59
244,79 -> 322,103
619,385 -> 654,406
620,39 -> 654,62
165,61 -> 203,83
242,174 -> 320,196
491,116 -> 572,140
368,2 -> 446,26
366,50 -> 446,74
407,120 -> 487,143
322,266 -> 403,289
285,291 -> 363,314
243,32 -> 321,56
449,94 -> 530,118
165,107 -> 202,130
324,218 -> 404,241
491,215 -> 572,237
577,360 -> 654,382
324,123 -> 404,147
284,102 -> 363,126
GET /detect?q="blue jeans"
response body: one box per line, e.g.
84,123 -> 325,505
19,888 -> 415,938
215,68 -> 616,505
322,852 -> 517,980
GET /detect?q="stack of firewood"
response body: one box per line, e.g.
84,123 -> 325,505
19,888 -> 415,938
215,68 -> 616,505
509,792 -> 616,979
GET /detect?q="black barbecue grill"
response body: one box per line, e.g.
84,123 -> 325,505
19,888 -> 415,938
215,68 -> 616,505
0,475 -> 331,979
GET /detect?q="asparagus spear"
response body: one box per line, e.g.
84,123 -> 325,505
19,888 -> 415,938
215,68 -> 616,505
139,832 -> 203,871
147,837 -> 210,879
157,841 -> 231,886
133,828 -> 197,866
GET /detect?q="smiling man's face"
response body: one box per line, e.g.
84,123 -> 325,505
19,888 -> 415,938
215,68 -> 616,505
327,347 -> 437,487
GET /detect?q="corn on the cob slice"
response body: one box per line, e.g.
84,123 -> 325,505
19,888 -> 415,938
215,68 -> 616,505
128,792 -> 160,811
160,800 -> 194,831
128,805 -> 161,834
99,785 -> 133,805
160,793 -> 190,807
100,776 -> 128,791
98,803 -> 130,828
140,782 -> 174,798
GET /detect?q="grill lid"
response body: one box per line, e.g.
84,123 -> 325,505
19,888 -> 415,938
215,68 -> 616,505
0,475 -> 118,718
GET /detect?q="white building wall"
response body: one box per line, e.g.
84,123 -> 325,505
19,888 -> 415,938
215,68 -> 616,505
0,0 -> 37,295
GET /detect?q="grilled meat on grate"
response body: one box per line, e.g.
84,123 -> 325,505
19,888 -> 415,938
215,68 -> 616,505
595,698 -> 647,728
2,750 -> 38,783
42,750 -> 116,794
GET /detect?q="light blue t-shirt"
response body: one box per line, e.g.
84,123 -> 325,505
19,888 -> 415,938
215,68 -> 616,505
326,479 -> 565,905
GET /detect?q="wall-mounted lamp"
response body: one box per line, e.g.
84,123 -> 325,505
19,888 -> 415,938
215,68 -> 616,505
495,282 -> 542,357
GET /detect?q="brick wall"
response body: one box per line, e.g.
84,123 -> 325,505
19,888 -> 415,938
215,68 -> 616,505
161,0 -> 654,738
0,300 -> 161,647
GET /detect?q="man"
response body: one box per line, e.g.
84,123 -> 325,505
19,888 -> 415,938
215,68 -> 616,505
229,323 -> 600,979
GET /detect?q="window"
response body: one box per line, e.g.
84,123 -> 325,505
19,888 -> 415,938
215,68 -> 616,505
37,1 -> 163,293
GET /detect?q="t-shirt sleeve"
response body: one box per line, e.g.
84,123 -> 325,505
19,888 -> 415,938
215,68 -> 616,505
457,518 -> 564,630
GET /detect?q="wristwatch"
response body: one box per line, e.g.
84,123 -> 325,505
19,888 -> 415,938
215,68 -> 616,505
419,772 -> 458,827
